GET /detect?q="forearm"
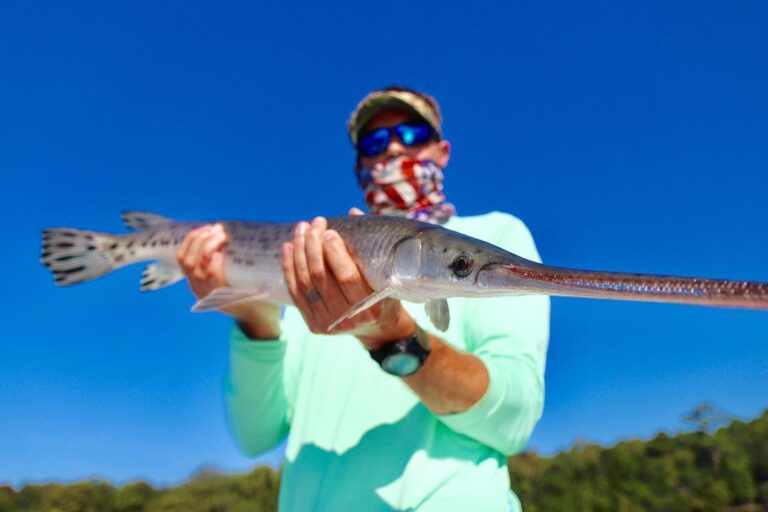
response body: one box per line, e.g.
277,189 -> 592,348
357,306 -> 489,416
228,302 -> 281,340
359,307 -> 543,455
403,335 -> 489,415
225,326 -> 290,456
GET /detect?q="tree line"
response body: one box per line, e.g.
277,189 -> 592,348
508,405 -> 767,511
2,406 -> 766,511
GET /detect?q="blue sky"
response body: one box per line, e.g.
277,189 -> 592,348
1,0 -> 767,487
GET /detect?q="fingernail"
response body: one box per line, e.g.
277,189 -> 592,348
311,216 -> 325,226
296,222 -> 307,235
323,231 -> 336,241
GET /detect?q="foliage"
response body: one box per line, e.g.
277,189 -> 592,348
3,467 -> 279,512
2,407 -> 766,511
509,407 -> 768,512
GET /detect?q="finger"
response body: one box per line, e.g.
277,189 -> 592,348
306,217 -> 328,286
184,226 -> 212,260
195,228 -> 228,290
292,222 -> 313,293
283,240 -> 322,332
322,229 -> 372,304
177,226 -> 207,269
187,229 -> 219,280
207,251 -> 229,286
202,228 -> 226,256
180,227 -> 215,276
301,219 -> 340,327
187,231 -> 223,280
348,207 -> 365,216
203,226 -> 228,260
282,242 -> 299,301
307,217 -> 349,318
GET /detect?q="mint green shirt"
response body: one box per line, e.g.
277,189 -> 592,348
224,212 -> 550,511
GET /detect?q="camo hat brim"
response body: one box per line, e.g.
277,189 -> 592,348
347,89 -> 442,145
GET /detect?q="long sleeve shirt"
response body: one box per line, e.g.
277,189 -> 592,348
224,211 -> 550,511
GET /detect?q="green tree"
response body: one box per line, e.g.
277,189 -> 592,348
509,407 -> 768,512
113,481 -> 155,512
0,488 -> 14,512
44,481 -> 115,512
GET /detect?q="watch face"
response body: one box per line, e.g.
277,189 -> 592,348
382,353 -> 420,376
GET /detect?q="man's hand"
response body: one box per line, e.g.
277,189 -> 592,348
177,224 -> 229,300
282,209 -> 416,350
177,224 -> 281,340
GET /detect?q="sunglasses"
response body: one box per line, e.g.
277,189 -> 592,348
357,122 -> 436,157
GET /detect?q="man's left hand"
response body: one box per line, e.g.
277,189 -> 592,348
281,209 -> 416,350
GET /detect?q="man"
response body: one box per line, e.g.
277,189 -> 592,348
178,87 -> 550,511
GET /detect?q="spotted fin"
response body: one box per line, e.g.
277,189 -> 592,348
122,211 -> 175,231
192,287 -> 268,312
41,228 -> 123,286
425,299 -> 450,332
141,261 -> 184,291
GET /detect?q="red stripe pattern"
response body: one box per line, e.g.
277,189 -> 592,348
358,157 -> 456,224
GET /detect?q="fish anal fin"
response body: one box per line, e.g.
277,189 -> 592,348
122,211 -> 175,231
328,286 -> 392,332
425,299 -> 450,332
192,287 -> 268,312
141,261 -> 184,292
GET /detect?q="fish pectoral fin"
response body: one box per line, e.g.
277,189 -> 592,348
425,299 -> 450,332
328,286 -> 392,332
192,287 -> 268,312
121,210 -> 175,231
141,262 -> 184,292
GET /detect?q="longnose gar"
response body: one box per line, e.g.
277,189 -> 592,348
41,211 -> 768,331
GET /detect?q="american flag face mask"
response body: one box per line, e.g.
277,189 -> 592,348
356,157 -> 456,225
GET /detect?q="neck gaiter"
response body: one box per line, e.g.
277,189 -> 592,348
356,157 -> 456,224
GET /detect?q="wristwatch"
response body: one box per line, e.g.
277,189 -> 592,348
369,324 -> 430,377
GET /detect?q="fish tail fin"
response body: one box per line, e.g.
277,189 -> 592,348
41,228 -> 129,286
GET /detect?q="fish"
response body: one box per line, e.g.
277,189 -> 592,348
40,210 -> 768,332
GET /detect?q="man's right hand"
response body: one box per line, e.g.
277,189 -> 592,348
177,224 -> 281,340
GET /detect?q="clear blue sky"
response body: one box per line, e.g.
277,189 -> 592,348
1,0 -> 766,488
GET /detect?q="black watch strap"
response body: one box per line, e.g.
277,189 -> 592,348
369,325 -> 430,376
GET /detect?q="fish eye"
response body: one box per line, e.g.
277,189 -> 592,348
452,253 -> 474,277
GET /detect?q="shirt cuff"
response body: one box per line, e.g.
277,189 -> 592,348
230,324 -> 287,363
436,353 -> 509,434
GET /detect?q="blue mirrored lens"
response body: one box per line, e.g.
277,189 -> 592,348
396,123 -> 432,146
357,123 -> 433,157
357,128 -> 391,156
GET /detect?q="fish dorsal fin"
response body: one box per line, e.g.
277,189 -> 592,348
140,261 -> 185,292
425,299 -> 450,332
121,211 -> 175,231
328,286 -> 392,332
192,287 -> 268,312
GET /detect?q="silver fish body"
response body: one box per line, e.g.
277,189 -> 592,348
41,212 -> 448,316
41,211 -> 768,331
